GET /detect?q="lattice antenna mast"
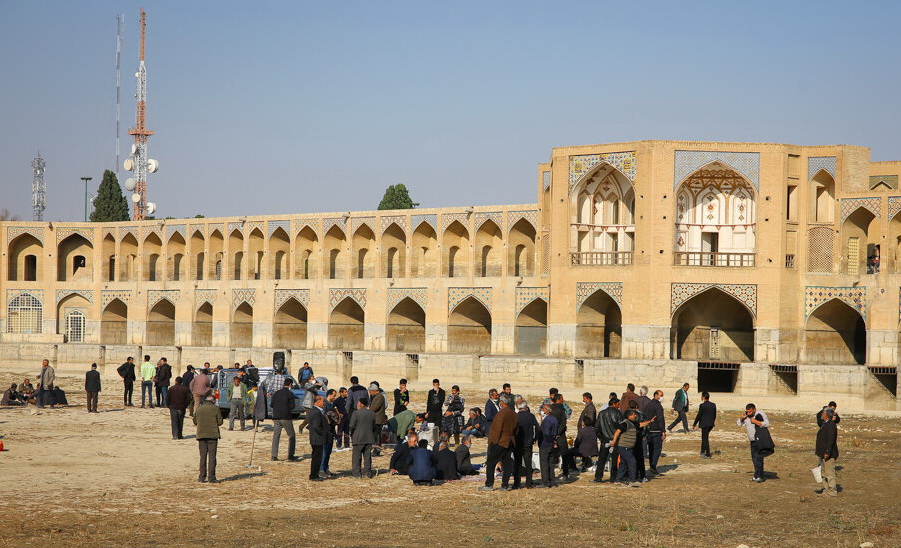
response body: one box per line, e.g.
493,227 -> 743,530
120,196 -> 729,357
32,153 -> 46,221
115,14 -> 125,181
125,8 -> 158,220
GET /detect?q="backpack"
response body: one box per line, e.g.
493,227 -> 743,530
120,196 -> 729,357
754,414 -> 775,456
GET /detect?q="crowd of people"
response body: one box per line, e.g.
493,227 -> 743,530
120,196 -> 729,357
2,359 -> 843,495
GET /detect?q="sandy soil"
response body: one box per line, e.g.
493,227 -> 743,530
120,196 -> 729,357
0,372 -> 899,548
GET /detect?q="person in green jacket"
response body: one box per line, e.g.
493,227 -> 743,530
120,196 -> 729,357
193,396 -> 223,483
226,377 -> 248,431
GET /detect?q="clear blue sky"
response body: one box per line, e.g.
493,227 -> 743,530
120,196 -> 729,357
1,1 -> 899,221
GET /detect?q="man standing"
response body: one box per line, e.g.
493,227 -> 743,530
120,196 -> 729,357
84,363 -> 101,413
193,395 -> 223,483
816,401 -> 842,427
189,367 -> 212,410
815,407 -> 839,497
693,391 -> 717,458
594,397 -> 622,483
426,379 -> 445,426
368,383 -> 388,454
37,359 -> 56,408
737,403 -> 770,483
349,398 -> 376,478
393,378 -> 409,416
611,409 -> 651,486
157,357 -> 172,407
513,401 -> 538,489
320,389 -> 340,477
635,386 -> 652,416
551,393 -> 577,478
226,376 -> 248,431
307,395 -> 328,481
298,361 -> 314,384
140,355 -> 155,408
345,376 -> 367,420
479,394 -> 518,491
270,378 -> 299,461
182,365 -> 196,416
668,383 -> 691,433
335,387 -> 350,450
619,383 -> 638,413
537,404 -> 558,488
579,392 -> 597,427
117,357 -> 136,407
167,376 -> 191,439
646,391 -> 667,474
483,388 -> 500,435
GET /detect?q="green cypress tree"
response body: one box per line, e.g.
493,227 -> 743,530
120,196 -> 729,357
377,183 -> 415,210
90,170 -> 130,222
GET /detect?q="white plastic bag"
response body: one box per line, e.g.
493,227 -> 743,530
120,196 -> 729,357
811,464 -> 822,484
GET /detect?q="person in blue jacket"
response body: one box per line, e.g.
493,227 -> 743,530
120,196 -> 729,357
409,436 -> 437,486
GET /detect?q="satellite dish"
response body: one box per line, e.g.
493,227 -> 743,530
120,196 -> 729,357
90,196 -> 96,204
147,159 -> 159,173
147,202 -> 157,215
123,158 -> 134,171
124,178 -> 136,191
131,193 -> 141,203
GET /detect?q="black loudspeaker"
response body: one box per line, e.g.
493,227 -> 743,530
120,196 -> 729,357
273,351 -> 286,371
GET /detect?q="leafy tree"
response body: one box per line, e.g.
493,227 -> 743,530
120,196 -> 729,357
0,208 -> 21,221
377,184 -> 415,210
90,170 -> 130,222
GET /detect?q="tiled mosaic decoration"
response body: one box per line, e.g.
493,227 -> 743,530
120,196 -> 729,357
508,210 -> 538,232
351,217 -> 376,234
245,221 -> 264,236
569,152 -> 636,194
889,197 -> 901,220
808,157 -> 837,180
674,151 -> 760,190
232,288 -> 256,311
194,289 -> 218,308
119,226 -> 138,240
294,218 -> 320,237
870,175 -> 898,190
56,289 -> 93,304
541,232 -> 550,277
805,286 -> 866,321
166,224 -> 185,239
228,222 -> 244,234
515,286 -> 549,316
148,290 -> 180,309
191,227 -> 205,240
207,224 -> 225,237
274,288 -> 310,311
543,171 -> 551,191
268,220 -> 290,236
140,226 -> 162,241
441,213 -> 471,233
387,287 -> 428,313
411,214 -> 437,233
7,289 -> 43,306
6,226 -> 44,245
840,197 -> 881,223
671,283 -> 757,317
380,215 -> 407,233
101,289 -> 133,309
448,287 -> 492,312
475,212 -> 503,231
576,282 -> 623,309
55,227 -> 94,244
322,217 -> 347,234
329,288 -> 367,312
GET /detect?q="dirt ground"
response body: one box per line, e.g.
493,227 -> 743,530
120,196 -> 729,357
0,373 -> 899,548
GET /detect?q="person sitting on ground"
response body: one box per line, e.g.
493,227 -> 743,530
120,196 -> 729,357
390,430 -> 417,475
20,379 -> 35,401
1,383 -> 23,406
461,408 -> 487,438
409,437 -> 437,486
456,435 -> 480,475
573,415 -> 599,472
434,441 -> 460,481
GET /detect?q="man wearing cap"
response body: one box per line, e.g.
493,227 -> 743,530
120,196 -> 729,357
193,395 -> 223,483
84,363 -> 101,413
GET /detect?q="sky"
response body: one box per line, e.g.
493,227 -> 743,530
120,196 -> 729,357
1,1 -> 900,222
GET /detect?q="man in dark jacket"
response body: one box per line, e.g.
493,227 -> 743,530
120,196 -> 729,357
513,401 -> 538,489
594,398 -> 623,482
579,392 -> 597,428
538,404 -> 558,488
167,377 -> 192,439
116,357 -> 136,406
426,379 -> 445,426
345,376 -> 368,417
551,394 -> 577,478
409,438 -> 437,485
483,388 -> 500,434
193,396 -> 223,483
349,398 -> 376,478
270,378 -> 298,461
182,365 -> 196,416
434,441 -> 459,481
693,391 -> 717,458
668,383 -> 691,433
619,383 -> 638,413
815,407 -> 839,497
456,436 -> 478,475
479,395 -> 518,491
157,358 -> 172,407
307,395 -> 328,481
646,391 -> 667,474
390,437 -> 414,475
84,363 -> 101,413
816,401 -> 842,427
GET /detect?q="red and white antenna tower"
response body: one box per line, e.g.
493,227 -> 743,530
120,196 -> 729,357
124,8 -> 159,220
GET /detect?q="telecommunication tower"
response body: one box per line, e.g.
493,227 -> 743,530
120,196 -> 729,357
124,8 -> 159,220
32,154 -> 46,221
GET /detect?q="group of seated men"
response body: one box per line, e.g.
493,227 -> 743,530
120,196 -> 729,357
1,381 -> 35,406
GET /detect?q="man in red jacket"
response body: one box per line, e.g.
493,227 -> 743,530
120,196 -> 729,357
479,394 -> 518,492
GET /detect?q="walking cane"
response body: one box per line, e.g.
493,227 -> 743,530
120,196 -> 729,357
248,419 -> 258,468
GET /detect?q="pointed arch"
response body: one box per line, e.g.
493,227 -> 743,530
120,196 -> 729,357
190,230 -> 205,280
576,290 -> 622,358
515,298 -> 547,354
274,297 -> 308,349
6,292 -> 43,334
448,296 -> 491,354
443,220 -> 470,277
809,170 -> 836,223
101,298 -> 128,345
193,302 -> 213,347
328,297 -> 365,349
209,229 -> 224,280
228,229 -> 244,281
671,287 -> 754,361
804,298 -> 865,365
8,233 -> 43,282
248,227 -> 265,280
412,221 -> 437,278
57,293 -> 91,342
324,225 -> 346,280
57,233 -> 93,282
269,226 -> 290,280
476,219 -> 502,277
382,222 -> 407,279
352,224 -> 376,279
386,297 -> 425,352
147,299 -> 176,346
508,218 -> 536,276
119,233 -> 138,281
167,231 -> 186,281
296,225 -> 320,279
231,301 -> 254,348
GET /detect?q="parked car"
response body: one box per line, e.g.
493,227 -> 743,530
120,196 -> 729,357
213,367 -> 326,419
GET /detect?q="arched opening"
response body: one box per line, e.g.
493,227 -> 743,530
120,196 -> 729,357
324,225 -> 346,280
57,293 -> 91,343
386,297 -> 425,352
208,229 -> 224,280
809,170 -> 836,223
889,213 -> 901,273
147,299 -> 176,346
508,218 -> 536,276
443,221 -> 469,277
841,207 -> 877,275
411,221 -> 437,278
191,230 -> 205,281
476,220 -> 502,277
102,233 -> 116,281
228,229 -> 244,280
119,233 -> 138,281
352,224 -> 376,279
248,228 -> 265,280
571,163 -> 636,265
295,226 -> 319,279
143,233 -> 162,282
672,288 -> 754,361
328,297 -> 365,349
274,298 -> 308,349
231,302 -> 254,348
448,296 -> 491,354
57,234 -> 93,282
382,223 -> 406,278
269,227 -> 290,280
515,299 -> 547,355
101,298 -> 128,345
168,232 -> 186,281
576,290 -> 622,358
805,299 -> 866,365
194,302 -> 213,347
6,292 -> 42,334
8,234 -> 43,281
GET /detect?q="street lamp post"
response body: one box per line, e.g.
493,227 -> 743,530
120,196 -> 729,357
80,177 -> 93,221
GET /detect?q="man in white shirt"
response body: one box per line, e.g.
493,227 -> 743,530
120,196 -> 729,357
737,403 -> 770,483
